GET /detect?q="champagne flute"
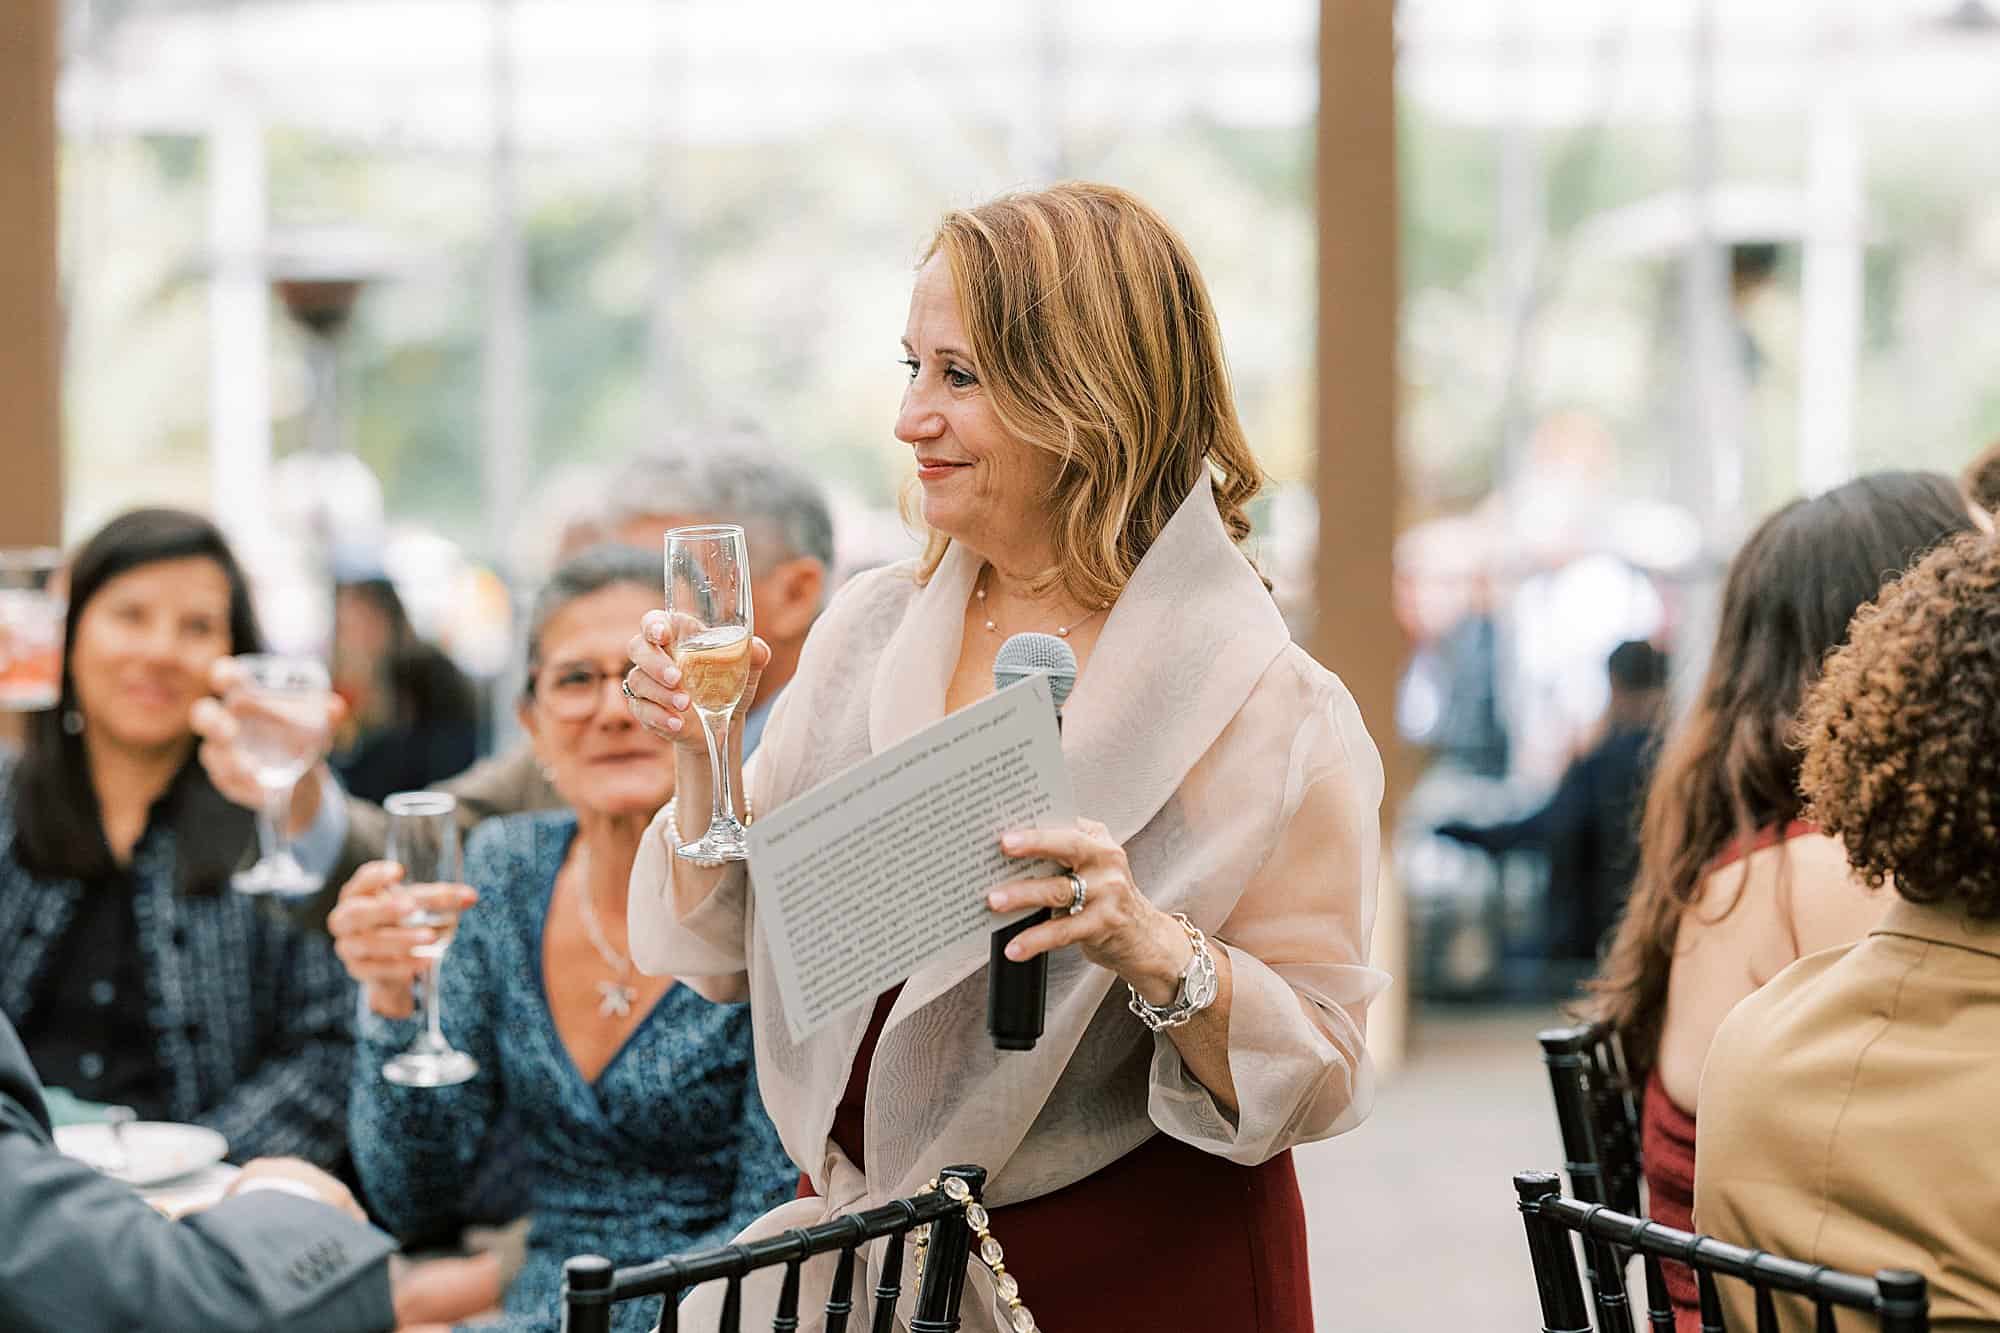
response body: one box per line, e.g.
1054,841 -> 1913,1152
380,792 -> 478,1088
666,524 -> 754,862
227,653 -> 331,897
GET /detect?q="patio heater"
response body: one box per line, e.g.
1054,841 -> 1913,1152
261,234 -> 390,657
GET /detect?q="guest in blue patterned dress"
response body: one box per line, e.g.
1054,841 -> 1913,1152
0,509 -> 353,1168
337,546 -> 794,1332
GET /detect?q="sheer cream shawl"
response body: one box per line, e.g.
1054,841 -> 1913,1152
629,476 -> 1388,1331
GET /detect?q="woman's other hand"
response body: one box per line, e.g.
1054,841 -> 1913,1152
327,861 -> 477,1019
624,610 -> 770,749
989,818 -> 1195,1006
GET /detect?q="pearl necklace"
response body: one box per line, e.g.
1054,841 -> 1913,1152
571,845 -> 639,1020
976,566 -> 1106,639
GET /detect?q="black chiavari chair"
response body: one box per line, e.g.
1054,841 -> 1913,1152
1514,1171 -> 1930,1333
561,1165 -> 985,1333
1539,1022 -> 1662,1313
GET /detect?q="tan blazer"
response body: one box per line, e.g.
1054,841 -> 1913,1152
1694,898 -> 2000,1331
628,477 -> 1388,1332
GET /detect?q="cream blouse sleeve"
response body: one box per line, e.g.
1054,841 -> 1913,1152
627,796 -> 754,1003
1146,680 -> 1388,1165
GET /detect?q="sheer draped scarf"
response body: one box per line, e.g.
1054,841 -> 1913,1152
629,477 -> 1389,1332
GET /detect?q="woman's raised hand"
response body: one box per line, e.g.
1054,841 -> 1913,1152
624,610 -> 770,749
326,861 -> 477,1019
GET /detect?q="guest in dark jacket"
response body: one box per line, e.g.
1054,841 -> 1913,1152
0,508 -> 354,1167
1438,639 -> 1668,963
329,576 -> 481,806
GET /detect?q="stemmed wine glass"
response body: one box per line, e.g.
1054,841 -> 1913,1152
228,654 -> 332,897
379,791 -> 478,1088
665,524 -> 754,862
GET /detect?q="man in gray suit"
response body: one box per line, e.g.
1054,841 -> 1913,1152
0,1010 -> 397,1333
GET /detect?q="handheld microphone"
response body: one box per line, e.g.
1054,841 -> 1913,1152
989,632 -> 1078,1052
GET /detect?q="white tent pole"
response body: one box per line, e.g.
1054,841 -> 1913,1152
481,0 -> 529,574
207,101 -> 271,546
1797,6 -> 1864,497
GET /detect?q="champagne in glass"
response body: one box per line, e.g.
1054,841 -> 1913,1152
666,525 -> 754,862
228,654 -> 331,897
380,792 -> 478,1088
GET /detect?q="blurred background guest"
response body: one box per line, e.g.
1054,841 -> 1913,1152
0,508 -> 353,1167
1437,638 -> 1668,977
628,183 -> 1385,1333
340,545 -> 793,1332
329,574 -> 480,804
1587,471 -> 1980,1329
1698,528 -> 2000,1331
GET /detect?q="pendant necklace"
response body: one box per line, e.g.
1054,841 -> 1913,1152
976,565 -> 1108,639
572,844 -> 639,1020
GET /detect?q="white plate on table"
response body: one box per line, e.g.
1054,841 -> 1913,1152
54,1121 -> 230,1187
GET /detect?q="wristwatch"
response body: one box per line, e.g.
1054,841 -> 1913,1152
1126,913 -> 1219,1032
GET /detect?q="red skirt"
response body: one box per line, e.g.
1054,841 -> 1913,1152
1642,1071 -> 1701,1333
802,990 -> 1315,1331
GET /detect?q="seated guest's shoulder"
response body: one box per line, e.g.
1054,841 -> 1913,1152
1700,943 -> 1865,1120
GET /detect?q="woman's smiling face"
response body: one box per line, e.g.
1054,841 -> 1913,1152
894,255 -> 1060,567
68,556 -> 235,755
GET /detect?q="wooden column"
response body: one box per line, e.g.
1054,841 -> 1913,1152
1315,0 -> 1407,1064
0,0 -> 62,546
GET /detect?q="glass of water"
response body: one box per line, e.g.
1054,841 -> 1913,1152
379,791 -> 478,1088
227,653 -> 332,897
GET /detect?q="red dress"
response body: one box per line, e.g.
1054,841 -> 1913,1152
802,988 -> 1316,1332
1641,820 -> 1817,1332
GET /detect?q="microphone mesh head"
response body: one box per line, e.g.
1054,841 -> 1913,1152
993,632 -> 1078,714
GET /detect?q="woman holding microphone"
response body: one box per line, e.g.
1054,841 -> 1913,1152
624,182 -> 1385,1333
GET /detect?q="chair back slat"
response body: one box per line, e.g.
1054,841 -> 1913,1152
772,1258 -> 802,1333
1585,1230 -> 1637,1333
824,1245 -> 857,1333
1641,1254 -> 1675,1332
869,1231 -> 906,1333
1816,1299 -> 1839,1333
720,1275 -> 742,1333
1696,1270 -> 1726,1331
1755,1282 -> 1778,1333
1513,1175 -> 1931,1333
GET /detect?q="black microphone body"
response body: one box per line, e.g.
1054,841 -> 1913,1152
988,633 -> 1077,1052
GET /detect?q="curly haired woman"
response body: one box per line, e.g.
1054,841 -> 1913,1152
1695,529 -> 2000,1331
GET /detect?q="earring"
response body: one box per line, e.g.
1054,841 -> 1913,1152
61,709 -> 84,736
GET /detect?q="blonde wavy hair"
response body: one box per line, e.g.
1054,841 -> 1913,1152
906,182 -> 1267,607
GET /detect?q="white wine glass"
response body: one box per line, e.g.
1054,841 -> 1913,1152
227,653 -> 331,897
666,524 -> 754,862
380,791 -> 478,1088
